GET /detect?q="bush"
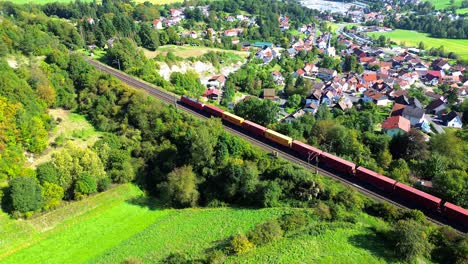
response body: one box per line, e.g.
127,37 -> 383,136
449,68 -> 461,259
204,250 -> 226,264
36,162 -> 60,185
97,177 -> 111,192
247,219 -> 284,246
257,180 -> 282,207
389,220 -> 432,262
164,253 -> 189,264
41,182 -> 64,210
230,234 -> 254,255
9,176 -> 43,213
364,202 -> 402,222
314,202 -> 332,221
122,257 -> 142,264
430,226 -> 468,264
74,173 -> 97,200
279,211 -> 309,234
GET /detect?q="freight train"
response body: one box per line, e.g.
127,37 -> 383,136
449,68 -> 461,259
181,96 -> 468,229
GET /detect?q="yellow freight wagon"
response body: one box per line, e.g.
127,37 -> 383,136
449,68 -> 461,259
265,129 -> 292,147
222,112 -> 245,126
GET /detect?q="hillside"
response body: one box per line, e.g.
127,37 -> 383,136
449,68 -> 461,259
0,184 -> 397,264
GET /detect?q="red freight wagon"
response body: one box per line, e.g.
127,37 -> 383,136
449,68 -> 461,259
181,96 -> 204,110
394,183 -> 441,211
355,167 -> 396,192
203,104 -> 224,117
319,152 -> 356,175
242,120 -> 267,137
291,140 -> 322,160
443,202 -> 468,225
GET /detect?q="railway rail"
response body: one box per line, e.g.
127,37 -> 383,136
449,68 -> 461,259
87,59 -> 465,233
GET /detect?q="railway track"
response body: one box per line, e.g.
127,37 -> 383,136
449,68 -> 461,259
87,59 -> 464,233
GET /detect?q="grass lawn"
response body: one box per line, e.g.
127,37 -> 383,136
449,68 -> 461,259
28,109 -> 101,168
368,29 -> 468,61
0,183 -> 396,264
143,45 -> 249,60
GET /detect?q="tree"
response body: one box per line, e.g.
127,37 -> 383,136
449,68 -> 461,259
315,104 -> 332,121
138,23 -> 159,51
287,94 -> 301,109
390,220 -> 431,261
74,173 -> 97,200
224,161 -> 259,203
159,166 -> 199,208
41,182 -> 64,210
234,98 -> 279,126
170,71 -> 205,97
230,234 -> 254,255
433,170 -> 468,208
36,162 -> 60,185
388,159 -> 410,182
9,177 -> 43,213
343,55 -> 357,72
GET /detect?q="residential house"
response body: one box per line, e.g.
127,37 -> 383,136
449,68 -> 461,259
431,58 -> 451,71
424,70 -> 444,86
401,105 -> 425,126
425,99 -> 447,114
363,90 -> 391,106
394,95 -> 423,109
317,68 -> 337,81
152,19 -> 163,29
295,68 -> 306,77
203,88 -> 221,100
303,101 -> 319,114
442,111 -> 463,128
334,97 -> 353,111
284,109 -> 305,123
272,71 -> 284,85
207,75 -> 226,88
381,116 -> 411,137
391,103 -> 407,116
255,47 -> 279,64
263,89 -> 277,100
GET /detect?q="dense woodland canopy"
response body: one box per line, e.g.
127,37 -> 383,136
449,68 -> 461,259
0,1 -> 466,262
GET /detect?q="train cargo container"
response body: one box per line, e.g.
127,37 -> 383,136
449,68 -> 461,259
355,167 -> 396,192
181,96 -> 204,110
222,112 -> 244,126
291,140 -> 322,160
443,202 -> 468,226
242,120 -> 267,137
319,152 -> 356,175
394,183 -> 441,211
203,104 -> 224,117
265,129 -> 292,147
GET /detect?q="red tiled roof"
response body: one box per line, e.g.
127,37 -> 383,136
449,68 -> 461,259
363,72 -> 377,82
381,116 -> 410,132
203,88 -> 221,97
391,103 -> 407,116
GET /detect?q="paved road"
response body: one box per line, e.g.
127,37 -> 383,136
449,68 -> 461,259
86,59 -> 465,233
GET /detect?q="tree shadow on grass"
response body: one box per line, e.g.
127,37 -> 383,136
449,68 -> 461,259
348,228 -> 400,263
125,195 -> 164,211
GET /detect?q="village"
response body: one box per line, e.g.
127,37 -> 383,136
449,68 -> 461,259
150,5 -> 465,138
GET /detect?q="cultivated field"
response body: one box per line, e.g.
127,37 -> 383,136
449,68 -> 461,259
424,0 -> 463,10
0,184 -> 394,264
144,45 -> 250,60
368,29 -> 468,61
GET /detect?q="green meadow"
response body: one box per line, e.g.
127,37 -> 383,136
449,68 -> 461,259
368,29 -> 468,60
424,0 -> 463,10
0,184 -> 397,264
